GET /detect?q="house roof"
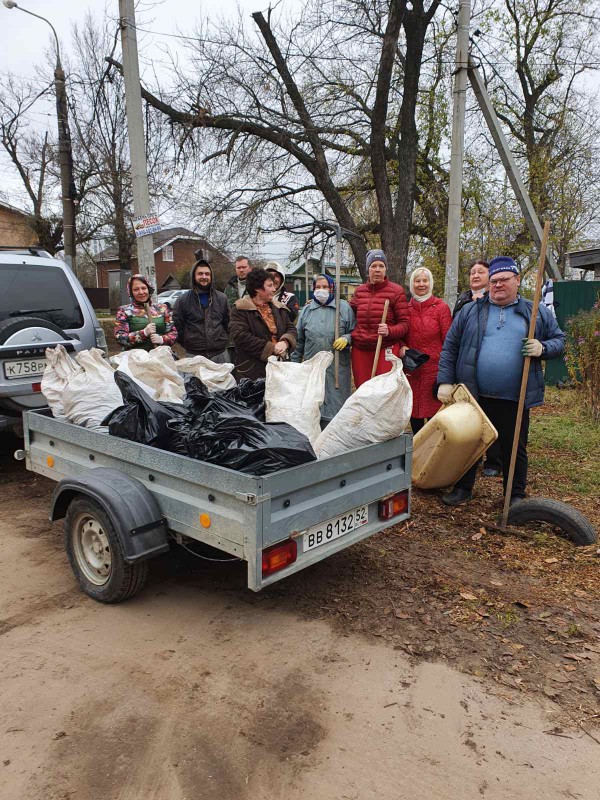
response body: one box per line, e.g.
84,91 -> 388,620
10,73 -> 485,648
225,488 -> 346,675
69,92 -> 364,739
94,226 -> 206,262
0,200 -> 32,218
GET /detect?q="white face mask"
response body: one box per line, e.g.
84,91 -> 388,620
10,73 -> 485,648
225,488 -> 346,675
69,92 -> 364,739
313,288 -> 330,304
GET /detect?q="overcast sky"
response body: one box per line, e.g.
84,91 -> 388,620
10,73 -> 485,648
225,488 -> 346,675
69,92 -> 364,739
0,0 -> 294,261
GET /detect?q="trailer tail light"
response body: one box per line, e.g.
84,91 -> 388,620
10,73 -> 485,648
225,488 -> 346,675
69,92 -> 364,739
378,490 -> 409,521
32,382 -> 42,393
262,539 -> 297,577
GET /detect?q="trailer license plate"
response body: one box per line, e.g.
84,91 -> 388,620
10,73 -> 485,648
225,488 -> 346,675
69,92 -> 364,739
3,358 -> 47,380
304,505 -> 368,552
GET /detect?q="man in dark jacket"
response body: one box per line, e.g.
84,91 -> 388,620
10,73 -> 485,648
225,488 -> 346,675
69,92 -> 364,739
437,256 -> 565,507
229,268 -> 297,380
224,255 -> 252,306
173,260 -> 230,362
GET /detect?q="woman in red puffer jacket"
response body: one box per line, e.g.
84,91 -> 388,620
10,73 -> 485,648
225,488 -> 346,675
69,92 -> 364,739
401,267 -> 452,433
350,249 -> 410,387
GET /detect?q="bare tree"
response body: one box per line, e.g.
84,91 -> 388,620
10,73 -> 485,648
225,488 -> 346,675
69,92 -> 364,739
0,78 -> 64,254
108,0 -> 443,282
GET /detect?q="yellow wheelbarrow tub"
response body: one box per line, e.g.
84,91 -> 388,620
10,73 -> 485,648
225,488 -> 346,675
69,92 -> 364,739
412,384 -> 498,490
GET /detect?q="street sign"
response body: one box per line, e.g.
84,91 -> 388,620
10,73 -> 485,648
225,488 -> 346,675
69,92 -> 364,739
132,214 -> 161,238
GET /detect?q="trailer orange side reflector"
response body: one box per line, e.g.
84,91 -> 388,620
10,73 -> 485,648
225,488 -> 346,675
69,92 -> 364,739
199,513 -> 211,528
378,490 -> 409,520
46,456 -> 54,468
262,540 -> 297,578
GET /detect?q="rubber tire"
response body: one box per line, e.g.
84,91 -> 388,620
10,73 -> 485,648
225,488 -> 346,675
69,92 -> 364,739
64,496 -> 148,603
0,316 -> 70,344
507,498 -> 597,546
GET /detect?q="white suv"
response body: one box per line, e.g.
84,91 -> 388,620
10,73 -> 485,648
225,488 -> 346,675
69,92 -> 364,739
0,247 -> 107,434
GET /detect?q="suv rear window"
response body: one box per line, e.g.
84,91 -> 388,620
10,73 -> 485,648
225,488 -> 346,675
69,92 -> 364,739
0,263 -> 84,329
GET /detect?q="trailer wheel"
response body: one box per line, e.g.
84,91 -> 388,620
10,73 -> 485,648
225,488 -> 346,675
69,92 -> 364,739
508,498 -> 597,547
64,496 -> 148,602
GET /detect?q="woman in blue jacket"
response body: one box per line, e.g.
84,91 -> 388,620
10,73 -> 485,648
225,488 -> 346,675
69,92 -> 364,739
291,274 -> 355,421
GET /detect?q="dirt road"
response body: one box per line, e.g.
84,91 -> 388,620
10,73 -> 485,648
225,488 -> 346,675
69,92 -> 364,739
1,441 -> 598,800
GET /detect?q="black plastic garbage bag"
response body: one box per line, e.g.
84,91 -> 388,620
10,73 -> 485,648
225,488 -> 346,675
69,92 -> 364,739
402,348 -> 430,373
103,371 -> 188,454
184,376 -> 266,420
184,407 -> 316,476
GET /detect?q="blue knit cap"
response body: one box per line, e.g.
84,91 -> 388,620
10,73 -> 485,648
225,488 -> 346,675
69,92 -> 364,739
366,249 -> 388,270
489,256 -> 519,277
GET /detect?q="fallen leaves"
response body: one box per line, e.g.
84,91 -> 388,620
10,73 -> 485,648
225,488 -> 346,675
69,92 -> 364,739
460,592 -> 478,601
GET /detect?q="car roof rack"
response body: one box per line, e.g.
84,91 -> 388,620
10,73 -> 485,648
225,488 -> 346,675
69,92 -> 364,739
0,245 -> 54,258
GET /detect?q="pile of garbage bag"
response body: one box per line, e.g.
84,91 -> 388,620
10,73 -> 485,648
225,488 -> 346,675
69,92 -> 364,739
42,345 -> 122,432
103,372 -> 316,476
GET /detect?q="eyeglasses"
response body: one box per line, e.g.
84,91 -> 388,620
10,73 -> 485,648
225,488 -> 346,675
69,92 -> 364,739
489,276 -> 516,286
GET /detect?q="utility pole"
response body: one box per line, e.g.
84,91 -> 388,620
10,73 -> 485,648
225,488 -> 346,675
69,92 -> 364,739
3,1 -> 77,272
444,0 -> 471,309
54,58 -> 77,272
118,0 -> 156,291
467,59 -> 561,281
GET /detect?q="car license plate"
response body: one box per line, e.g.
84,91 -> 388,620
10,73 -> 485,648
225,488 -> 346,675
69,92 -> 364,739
303,505 -> 369,552
3,358 -> 47,380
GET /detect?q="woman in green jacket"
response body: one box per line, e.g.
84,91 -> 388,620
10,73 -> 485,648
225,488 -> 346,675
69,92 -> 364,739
291,274 -> 355,420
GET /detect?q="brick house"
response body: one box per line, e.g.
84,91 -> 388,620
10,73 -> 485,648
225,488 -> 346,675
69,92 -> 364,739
0,201 -> 37,247
94,227 -> 234,293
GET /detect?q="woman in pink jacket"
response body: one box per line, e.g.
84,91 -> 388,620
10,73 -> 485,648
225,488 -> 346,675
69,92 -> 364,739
401,268 -> 452,434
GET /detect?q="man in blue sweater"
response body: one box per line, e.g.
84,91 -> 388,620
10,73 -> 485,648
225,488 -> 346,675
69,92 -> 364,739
437,256 -> 565,507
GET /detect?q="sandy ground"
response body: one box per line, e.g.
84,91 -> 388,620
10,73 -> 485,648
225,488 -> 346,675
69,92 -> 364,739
0,442 -> 598,800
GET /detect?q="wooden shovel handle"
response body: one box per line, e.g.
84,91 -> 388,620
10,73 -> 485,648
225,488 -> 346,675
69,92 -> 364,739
371,299 -> 390,379
144,302 -> 157,349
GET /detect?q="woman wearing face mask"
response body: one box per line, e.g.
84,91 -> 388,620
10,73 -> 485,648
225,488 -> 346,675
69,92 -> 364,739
291,274 -> 355,420
114,274 -> 177,351
400,267 -> 452,434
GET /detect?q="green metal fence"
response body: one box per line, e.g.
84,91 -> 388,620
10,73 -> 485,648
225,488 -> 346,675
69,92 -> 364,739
545,280 -> 600,385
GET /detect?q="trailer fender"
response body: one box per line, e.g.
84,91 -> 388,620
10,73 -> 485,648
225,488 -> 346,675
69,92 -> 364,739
50,468 -> 169,564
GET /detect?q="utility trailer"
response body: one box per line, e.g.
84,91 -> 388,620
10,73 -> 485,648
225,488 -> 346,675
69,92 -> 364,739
20,409 -> 412,602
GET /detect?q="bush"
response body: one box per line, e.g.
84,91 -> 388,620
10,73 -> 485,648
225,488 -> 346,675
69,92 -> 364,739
564,298 -> 600,420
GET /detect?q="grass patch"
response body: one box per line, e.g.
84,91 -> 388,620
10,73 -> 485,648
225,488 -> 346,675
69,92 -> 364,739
529,387 -> 600,496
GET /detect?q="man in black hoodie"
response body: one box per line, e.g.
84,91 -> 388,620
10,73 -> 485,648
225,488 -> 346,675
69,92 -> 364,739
172,260 -> 230,362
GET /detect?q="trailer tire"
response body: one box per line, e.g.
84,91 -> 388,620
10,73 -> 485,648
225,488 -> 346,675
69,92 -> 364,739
507,498 -> 597,546
64,496 -> 148,603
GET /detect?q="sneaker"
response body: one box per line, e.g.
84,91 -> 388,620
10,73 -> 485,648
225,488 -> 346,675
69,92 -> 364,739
509,496 -> 524,507
442,487 -> 473,506
483,467 -> 500,477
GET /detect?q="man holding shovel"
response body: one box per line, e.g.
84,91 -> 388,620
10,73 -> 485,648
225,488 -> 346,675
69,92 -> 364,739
436,256 -> 565,507
350,249 -> 410,388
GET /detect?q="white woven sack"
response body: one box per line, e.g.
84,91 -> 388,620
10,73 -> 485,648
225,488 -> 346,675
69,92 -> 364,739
314,354 -> 412,459
62,348 -> 122,431
111,347 -> 184,402
41,344 -> 83,418
177,355 -> 236,392
265,351 -> 333,445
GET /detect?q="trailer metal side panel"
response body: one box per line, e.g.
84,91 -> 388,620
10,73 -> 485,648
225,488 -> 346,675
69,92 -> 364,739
24,410 -> 412,592
253,438 -> 412,590
262,437 -> 410,545
25,411 -> 257,558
